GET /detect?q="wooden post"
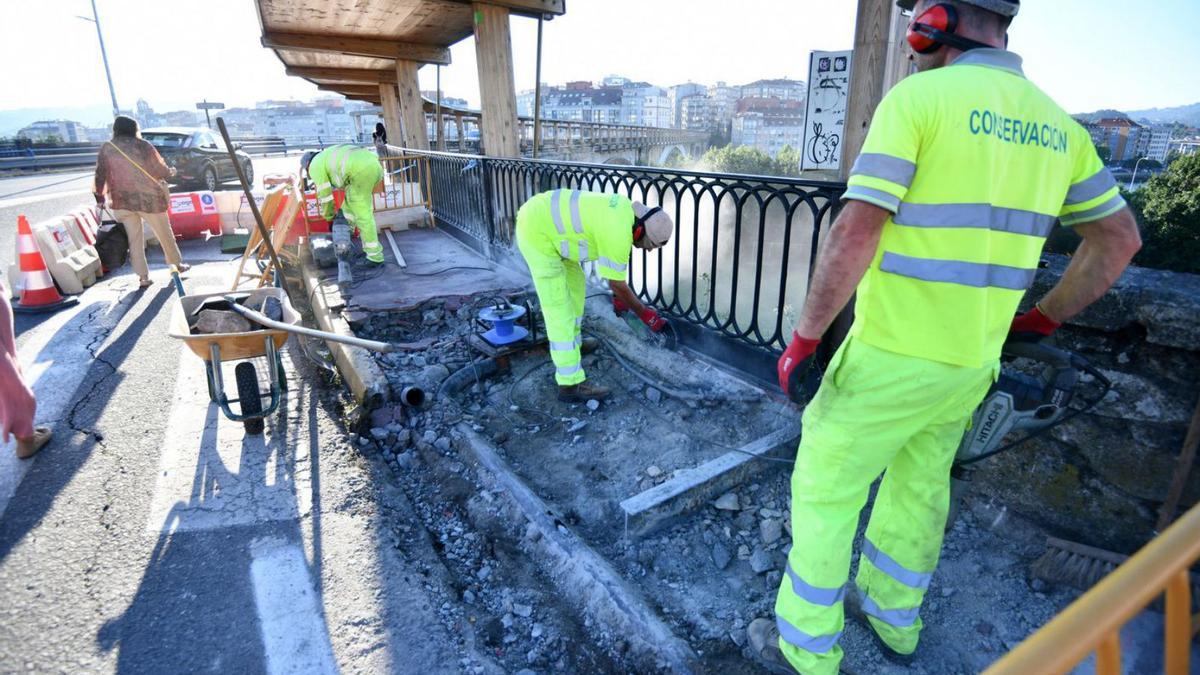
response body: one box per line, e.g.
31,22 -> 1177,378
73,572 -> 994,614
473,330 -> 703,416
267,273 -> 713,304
841,0 -> 910,180
378,84 -> 403,150
395,59 -> 429,150
472,3 -> 520,158
456,114 -> 466,152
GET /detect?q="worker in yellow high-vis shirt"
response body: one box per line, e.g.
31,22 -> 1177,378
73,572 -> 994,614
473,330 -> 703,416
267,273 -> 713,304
303,146 -> 385,264
516,189 -> 673,403
747,2 -> 1142,673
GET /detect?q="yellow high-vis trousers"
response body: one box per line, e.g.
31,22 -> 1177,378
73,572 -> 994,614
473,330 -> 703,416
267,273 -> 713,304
773,337 -> 995,674
516,214 -> 587,386
342,161 -> 385,263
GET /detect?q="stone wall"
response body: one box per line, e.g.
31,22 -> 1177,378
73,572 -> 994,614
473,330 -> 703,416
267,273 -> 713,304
972,256 -> 1200,553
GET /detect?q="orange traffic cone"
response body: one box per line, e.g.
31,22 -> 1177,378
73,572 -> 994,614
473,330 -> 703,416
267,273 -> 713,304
13,215 -> 77,314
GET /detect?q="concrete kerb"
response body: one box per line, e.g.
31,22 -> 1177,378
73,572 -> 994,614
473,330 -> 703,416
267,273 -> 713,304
454,425 -> 703,674
619,421 -> 801,539
297,252 -> 390,409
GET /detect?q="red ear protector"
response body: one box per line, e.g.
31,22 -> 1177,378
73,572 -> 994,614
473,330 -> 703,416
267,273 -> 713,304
633,206 -> 662,244
908,3 -> 993,54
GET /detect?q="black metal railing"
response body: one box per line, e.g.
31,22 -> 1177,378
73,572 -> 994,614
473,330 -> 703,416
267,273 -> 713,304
412,149 -> 845,356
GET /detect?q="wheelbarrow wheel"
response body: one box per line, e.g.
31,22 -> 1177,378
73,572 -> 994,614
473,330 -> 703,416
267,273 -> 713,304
235,361 -> 265,435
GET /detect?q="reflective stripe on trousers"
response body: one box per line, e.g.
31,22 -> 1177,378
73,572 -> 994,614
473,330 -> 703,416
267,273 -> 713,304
773,337 -> 994,675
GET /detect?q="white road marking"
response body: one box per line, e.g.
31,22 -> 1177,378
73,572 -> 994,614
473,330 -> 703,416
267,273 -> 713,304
250,536 -> 338,675
0,188 -> 92,209
147,305 -> 310,533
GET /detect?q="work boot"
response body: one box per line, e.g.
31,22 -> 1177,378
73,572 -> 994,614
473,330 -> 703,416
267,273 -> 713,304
845,587 -> 916,666
579,337 -> 600,355
557,381 -> 610,403
747,618 -> 797,674
749,617 -> 859,674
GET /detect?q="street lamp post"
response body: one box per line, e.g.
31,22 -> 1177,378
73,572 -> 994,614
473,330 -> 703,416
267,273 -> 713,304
77,0 -> 120,118
1128,156 -> 1150,191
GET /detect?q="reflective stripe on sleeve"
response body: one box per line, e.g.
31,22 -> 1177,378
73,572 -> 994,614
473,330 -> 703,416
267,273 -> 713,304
860,594 -> 920,628
785,564 -> 847,607
851,153 -> 917,188
776,617 -> 842,655
559,240 -> 571,258
578,239 -> 590,261
1064,168 -> 1118,206
318,195 -> 335,204
1059,193 -> 1126,226
598,256 -> 627,273
862,539 -> 934,590
879,252 -> 1035,292
316,182 -> 332,191
550,190 -> 567,235
893,203 -> 1057,238
569,189 -> 584,234
843,186 -> 901,212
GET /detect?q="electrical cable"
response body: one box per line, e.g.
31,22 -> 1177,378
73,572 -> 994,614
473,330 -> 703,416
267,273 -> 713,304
403,265 -> 496,277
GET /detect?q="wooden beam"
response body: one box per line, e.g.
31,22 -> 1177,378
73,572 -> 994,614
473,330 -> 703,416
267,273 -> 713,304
346,95 -> 383,105
444,0 -> 564,17
395,61 -> 430,150
841,0 -> 911,180
317,84 -> 383,96
379,84 -> 404,149
262,32 -> 451,65
284,67 -> 397,84
472,3 -> 520,158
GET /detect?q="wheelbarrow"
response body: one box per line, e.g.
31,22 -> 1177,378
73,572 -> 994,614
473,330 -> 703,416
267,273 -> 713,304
168,272 -> 299,434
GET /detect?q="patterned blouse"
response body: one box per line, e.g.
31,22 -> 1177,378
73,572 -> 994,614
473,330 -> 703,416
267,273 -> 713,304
93,137 -> 172,213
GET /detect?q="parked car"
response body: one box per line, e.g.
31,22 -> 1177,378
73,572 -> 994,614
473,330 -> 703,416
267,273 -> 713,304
141,127 -> 253,191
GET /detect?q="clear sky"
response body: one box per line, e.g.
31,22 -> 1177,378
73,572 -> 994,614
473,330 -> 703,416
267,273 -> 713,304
3,0 -> 1197,126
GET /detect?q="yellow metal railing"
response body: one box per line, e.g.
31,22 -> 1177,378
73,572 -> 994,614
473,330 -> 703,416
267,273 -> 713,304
987,502 -> 1200,674
375,154 -> 434,227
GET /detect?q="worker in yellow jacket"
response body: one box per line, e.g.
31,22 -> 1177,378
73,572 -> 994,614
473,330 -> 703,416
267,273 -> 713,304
516,189 -> 673,403
748,1 -> 1141,673
302,146 -> 385,264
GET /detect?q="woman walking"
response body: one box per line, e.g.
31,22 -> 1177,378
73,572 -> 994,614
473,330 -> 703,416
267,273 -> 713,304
93,115 -> 188,288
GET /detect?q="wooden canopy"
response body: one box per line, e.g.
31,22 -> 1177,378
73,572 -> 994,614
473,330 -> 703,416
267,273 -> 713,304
256,0 -> 564,99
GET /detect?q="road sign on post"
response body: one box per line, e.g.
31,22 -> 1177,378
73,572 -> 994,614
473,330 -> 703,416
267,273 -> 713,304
196,100 -> 225,128
800,50 -> 853,172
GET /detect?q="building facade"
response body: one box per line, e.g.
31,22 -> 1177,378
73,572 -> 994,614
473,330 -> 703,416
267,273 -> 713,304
668,82 -> 707,128
739,78 -> 806,103
731,99 -> 805,157
17,120 -> 88,143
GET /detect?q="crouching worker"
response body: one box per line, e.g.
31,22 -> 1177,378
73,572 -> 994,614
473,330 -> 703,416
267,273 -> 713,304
516,190 -> 673,403
302,146 -> 385,264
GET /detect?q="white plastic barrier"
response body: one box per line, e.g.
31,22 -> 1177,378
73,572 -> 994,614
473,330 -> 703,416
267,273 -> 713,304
31,216 -> 101,295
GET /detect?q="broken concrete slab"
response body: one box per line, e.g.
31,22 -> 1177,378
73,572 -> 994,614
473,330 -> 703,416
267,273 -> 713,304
455,425 -> 701,674
619,422 -> 801,538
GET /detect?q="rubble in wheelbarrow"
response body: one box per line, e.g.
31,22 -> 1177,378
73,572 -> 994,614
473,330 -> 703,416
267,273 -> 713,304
188,294 -> 284,335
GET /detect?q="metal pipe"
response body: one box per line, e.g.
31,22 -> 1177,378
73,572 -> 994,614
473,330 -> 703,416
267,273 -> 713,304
399,386 -> 426,407
435,65 -> 444,151
223,299 -> 396,353
532,14 -> 544,159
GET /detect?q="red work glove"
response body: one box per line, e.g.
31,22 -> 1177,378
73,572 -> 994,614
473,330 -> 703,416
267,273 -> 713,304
638,307 -> 668,333
613,296 -> 630,316
1009,305 -> 1061,343
777,332 -> 820,400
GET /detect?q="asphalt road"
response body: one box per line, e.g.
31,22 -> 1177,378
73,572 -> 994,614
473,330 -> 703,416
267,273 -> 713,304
0,156 -> 302,266
0,252 -> 493,672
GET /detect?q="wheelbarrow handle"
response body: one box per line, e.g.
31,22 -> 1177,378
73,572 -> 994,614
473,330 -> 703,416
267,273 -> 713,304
224,297 -> 395,353
170,266 -> 186,298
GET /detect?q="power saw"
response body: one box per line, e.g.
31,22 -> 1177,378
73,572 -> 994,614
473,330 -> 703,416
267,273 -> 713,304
949,340 -> 1111,522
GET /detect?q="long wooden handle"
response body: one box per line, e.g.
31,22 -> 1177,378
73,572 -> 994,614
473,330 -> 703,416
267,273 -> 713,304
215,117 -> 285,282
1157,391 -> 1200,532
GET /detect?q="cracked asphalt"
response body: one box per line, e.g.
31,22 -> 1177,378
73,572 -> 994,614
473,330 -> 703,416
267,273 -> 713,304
0,242 -> 490,673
